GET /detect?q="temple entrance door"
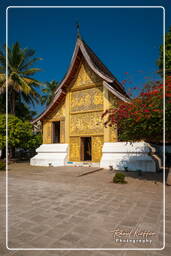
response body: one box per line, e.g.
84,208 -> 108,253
53,121 -> 60,143
81,137 -> 92,161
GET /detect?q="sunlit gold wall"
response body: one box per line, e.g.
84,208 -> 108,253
42,121 -> 52,144
42,59 -> 118,162
42,101 -> 65,144
69,60 -> 104,162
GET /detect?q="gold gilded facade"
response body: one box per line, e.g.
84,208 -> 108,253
48,101 -> 65,120
43,121 -> 52,144
71,87 -> 103,112
70,112 -> 103,136
71,60 -> 101,90
92,136 -> 104,162
69,137 -> 80,162
42,59 -> 117,162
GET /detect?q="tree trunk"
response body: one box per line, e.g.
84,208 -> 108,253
9,89 -> 16,115
11,90 -> 16,115
0,147 -> 6,159
9,146 -> 15,159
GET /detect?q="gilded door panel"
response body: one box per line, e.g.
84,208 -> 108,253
69,137 -> 80,162
60,120 -> 65,143
43,121 -> 52,144
92,136 -> 104,162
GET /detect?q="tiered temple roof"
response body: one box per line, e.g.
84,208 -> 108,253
33,38 -> 130,123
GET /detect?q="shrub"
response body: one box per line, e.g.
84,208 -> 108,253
0,160 -> 5,171
0,114 -> 42,158
102,77 -> 171,143
113,172 -> 127,184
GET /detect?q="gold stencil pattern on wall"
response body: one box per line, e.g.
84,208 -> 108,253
48,101 -> 65,120
71,87 -> 103,112
92,136 -> 104,162
71,60 -> 101,89
43,121 -> 52,144
70,112 -> 103,136
69,137 -> 80,161
60,120 -> 65,143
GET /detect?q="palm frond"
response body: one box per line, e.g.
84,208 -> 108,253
0,73 -> 6,94
10,73 -> 32,94
21,88 -> 40,105
0,42 -> 42,113
40,80 -> 59,106
21,68 -> 41,76
20,57 -> 43,71
23,77 -> 43,87
24,48 -> 36,59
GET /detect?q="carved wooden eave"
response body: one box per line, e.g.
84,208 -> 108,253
32,38 -> 130,124
103,81 -> 131,103
32,89 -> 66,124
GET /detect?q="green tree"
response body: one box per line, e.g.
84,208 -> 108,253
157,27 -> 171,75
0,42 -> 42,115
15,101 -> 37,121
41,80 -> 59,106
103,78 -> 171,143
0,114 -> 42,158
157,26 -> 171,184
0,94 -> 37,121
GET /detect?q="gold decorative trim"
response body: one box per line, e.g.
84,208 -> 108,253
70,83 -> 102,92
70,134 -> 104,137
48,117 -> 65,122
70,109 -> 103,115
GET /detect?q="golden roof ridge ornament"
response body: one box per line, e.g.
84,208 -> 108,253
76,21 -> 82,40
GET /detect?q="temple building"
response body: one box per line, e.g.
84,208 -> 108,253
31,36 -> 132,167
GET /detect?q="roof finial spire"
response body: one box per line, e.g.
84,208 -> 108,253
76,21 -> 81,39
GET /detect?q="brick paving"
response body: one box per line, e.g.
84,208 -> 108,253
0,162 -> 171,256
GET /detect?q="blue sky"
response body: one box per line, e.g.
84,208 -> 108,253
0,0 -> 171,116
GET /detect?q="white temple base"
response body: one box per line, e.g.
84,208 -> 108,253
100,142 -> 156,172
30,144 -> 68,167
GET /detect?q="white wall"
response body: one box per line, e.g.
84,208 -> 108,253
100,142 -> 156,172
30,144 -> 68,167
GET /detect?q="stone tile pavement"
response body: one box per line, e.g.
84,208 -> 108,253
0,163 -> 170,256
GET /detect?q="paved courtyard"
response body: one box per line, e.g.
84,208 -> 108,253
0,163 -> 171,256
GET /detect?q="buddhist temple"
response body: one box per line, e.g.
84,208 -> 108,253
31,36 -> 132,168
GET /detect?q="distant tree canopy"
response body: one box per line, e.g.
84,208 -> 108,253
157,26 -> 171,75
41,80 -> 59,107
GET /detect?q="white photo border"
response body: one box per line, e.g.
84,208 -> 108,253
5,5 -> 165,251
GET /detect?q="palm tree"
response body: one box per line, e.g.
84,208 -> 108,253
41,80 -> 59,106
0,42 -> 42,114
